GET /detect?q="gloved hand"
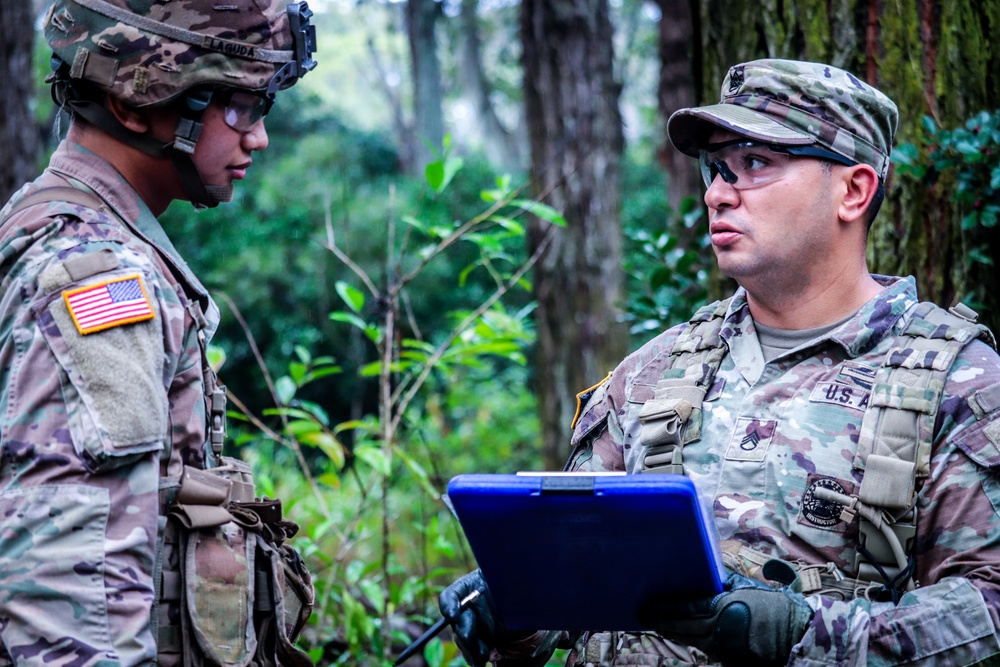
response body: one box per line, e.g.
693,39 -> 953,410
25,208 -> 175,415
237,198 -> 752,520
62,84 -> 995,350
643,573 -> 814,667
439,570 -> 534,667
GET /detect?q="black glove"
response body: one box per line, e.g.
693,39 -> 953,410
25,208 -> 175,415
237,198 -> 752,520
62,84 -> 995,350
643,573 -> 814,667
439,570 -> 534,667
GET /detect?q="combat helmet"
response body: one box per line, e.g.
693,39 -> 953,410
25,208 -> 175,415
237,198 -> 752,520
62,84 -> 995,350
44,0 -> 318,207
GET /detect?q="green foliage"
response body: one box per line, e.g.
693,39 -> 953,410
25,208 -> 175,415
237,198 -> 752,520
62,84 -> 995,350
227,143 -> 565,664
894,110 -> 1000,307
894,111 -> 1000,239
619,153 -> 711,346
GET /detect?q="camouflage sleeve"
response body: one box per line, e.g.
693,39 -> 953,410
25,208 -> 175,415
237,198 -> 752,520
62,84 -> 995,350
0,234 -> 175,666
789,339 -> 1000,667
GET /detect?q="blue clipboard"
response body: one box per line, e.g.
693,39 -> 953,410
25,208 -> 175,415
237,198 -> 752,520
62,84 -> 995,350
446,473 -> 725,632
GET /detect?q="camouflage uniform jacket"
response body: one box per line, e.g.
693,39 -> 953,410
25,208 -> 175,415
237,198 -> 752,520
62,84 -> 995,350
557,276 -> 1000,666
0,139 -> 221,666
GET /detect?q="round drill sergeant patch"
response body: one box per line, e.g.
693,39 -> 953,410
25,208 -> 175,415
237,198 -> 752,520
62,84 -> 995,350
801,476 -> 850,528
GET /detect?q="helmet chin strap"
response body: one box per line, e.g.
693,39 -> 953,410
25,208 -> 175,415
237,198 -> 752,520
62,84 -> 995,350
168,89 -> 230,209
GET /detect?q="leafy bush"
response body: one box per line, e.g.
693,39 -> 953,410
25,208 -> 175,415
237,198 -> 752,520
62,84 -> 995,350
620,153 -> 711,344
894,110 -> 1000,270
226,145 -> 565,665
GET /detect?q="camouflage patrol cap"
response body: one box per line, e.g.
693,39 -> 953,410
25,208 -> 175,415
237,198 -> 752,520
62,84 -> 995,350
44,0 -> 317,107
668,59 -> 898,180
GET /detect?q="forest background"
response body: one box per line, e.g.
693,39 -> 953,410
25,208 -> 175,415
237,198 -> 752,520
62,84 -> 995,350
2,0 -> 1000,665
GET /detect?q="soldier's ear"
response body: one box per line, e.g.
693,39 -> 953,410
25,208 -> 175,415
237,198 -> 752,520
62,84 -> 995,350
105,95 -> 151,133
838,164 -> 879,225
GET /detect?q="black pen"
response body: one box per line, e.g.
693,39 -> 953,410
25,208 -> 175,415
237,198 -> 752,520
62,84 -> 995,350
393,589 -> 481,666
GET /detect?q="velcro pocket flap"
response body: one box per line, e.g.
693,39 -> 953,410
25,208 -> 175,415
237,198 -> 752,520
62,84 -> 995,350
858,454 -> 916,509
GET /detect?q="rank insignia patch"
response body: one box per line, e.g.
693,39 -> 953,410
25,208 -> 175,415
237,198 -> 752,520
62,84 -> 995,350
725,417 -> 778,462
63,274 -> 155,335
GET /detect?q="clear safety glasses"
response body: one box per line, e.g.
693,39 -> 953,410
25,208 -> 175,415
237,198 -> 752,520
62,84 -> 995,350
698,139 -> 858,190
217,90 -> 274,132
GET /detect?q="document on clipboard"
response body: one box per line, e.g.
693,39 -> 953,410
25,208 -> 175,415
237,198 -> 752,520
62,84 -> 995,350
446,472 -> 725,632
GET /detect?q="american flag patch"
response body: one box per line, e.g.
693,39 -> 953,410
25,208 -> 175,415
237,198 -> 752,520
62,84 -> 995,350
63,274 -> 155,335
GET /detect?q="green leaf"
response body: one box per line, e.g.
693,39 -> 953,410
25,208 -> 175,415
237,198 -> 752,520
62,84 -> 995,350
293,345 -> 311,364
286,419 -> 321,438
891,142 -> 919,166
969,247 -> 994,265
206,345 -> 227,372
480,188 -> 503,203
424,638 -> 445,667
991,165 -> 1000,191
955,140 -> 981,156
301,431 -> 345,469
304,367 -> 343,384
275,376 -> 296,405
329,310 -> 368,330
333,419 -> 366,434
402,215 -> 427,232
486,215 -> 525,235
981,205 -> 999,228
921,115 -> 938,137
425,156 -> 464,193
329,312 -> 381,342
510,199 -> 567,226
317,471 -> 341,489
355,445 -> 391,476
335,281 -> 365,313
288,361 -> 308,385
961,211 -> 981,230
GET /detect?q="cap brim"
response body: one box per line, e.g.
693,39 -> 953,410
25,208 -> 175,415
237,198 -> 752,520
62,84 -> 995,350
668,104 -> 815,155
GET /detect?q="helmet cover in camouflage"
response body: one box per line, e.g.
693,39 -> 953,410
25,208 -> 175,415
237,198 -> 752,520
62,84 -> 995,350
668,59 -> 898,180
44,0 -> 317,107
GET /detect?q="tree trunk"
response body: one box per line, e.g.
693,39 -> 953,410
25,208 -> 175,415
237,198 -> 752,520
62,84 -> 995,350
681,0 -> 1000,332
457,0 -> 525,172
406,0 -> 445,171
521,0 -> 628,469
0,2 -> 39,203
655,0 -> 703,211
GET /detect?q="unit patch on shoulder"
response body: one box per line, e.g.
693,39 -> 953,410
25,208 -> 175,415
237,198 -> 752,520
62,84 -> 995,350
572,372 -> 612,431
63,274 -> 155,335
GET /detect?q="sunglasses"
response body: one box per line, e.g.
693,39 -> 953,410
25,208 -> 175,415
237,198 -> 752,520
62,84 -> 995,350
699,139 -> 858,190
215,89 -> 275,132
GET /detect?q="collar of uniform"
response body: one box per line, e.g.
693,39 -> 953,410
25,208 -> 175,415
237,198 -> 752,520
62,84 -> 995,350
47,139 -> 211,303
719,275 -> 917,361
828,275 -> 918,358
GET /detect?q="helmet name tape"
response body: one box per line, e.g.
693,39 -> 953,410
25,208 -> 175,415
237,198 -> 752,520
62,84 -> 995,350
203,36 -> 258,60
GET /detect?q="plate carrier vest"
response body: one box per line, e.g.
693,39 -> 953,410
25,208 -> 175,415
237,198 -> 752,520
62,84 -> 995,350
632,296 -> 995,600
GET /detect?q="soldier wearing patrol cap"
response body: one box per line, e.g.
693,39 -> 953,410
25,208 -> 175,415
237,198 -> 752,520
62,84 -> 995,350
0,1 -> 317,665
439,59 -> 1000,666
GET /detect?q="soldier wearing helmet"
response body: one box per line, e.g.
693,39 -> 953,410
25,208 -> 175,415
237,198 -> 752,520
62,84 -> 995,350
0,1 -> 317,665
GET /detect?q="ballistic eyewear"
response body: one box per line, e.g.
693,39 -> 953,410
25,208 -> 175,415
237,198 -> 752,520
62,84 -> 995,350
217,89 -> 274,132
699,139 -> 859,190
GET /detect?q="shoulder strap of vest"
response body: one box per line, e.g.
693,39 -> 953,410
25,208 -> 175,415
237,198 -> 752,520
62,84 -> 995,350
638,298 -> 730,474
1,185 -> 107,225
854,301 -> 993,510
